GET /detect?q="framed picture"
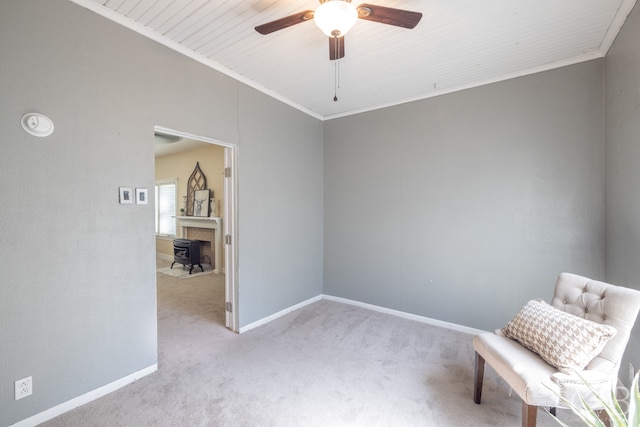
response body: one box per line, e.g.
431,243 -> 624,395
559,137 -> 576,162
136,188 -> 148,205
193,189 -> 210,217
119,187 -> 133,204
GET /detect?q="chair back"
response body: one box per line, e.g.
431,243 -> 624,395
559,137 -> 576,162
550,272 -> 640,378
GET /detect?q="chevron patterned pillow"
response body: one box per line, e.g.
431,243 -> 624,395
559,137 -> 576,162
502,299 -> 617,374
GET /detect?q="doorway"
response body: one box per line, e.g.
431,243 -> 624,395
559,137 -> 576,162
154,125 -> 238,332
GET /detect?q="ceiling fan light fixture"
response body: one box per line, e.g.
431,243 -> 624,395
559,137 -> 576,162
314,0 -> 358,37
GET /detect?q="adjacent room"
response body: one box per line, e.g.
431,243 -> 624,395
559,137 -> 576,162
2,0 -> 640,426
154,135 -> 225,274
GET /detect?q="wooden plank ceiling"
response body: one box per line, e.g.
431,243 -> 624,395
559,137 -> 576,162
70,0 -> 637,120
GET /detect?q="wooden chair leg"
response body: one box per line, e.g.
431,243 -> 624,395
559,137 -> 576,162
474,352 -> 485,404
522,402 -> 537,427
596,409 -> 610,427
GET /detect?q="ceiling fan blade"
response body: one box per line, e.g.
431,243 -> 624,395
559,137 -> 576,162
255,10 -> 315,35
329,36 -> 345,60
356,4 -> 422,29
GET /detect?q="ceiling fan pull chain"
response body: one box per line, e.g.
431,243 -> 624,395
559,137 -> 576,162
334,61 -> 338,102
333,37 -> 339,102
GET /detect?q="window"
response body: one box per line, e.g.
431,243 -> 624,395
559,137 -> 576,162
155,180 -> 177,237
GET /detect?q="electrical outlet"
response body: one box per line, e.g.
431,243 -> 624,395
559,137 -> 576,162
15,376 -> 32,400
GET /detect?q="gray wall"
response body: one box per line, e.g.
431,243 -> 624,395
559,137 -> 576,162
237,87 -> 324,325
324,61 -> 605,331
0,1 -> 323,425
605,3 -> 640,371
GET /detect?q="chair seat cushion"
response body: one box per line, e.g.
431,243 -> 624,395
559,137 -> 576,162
474,332 -> 613,408
501,299 -> 616,374
473,332 -> 560,406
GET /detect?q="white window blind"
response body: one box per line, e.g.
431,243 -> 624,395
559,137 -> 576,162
156,182 -> 176,236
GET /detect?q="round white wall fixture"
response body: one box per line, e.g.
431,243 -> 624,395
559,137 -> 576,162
21,113 -> 54,137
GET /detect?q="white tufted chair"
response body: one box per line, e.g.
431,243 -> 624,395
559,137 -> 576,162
473,273 -> 640,427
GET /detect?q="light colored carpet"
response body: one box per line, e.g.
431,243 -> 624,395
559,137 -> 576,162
41,260 -> 583,426
157,263 -> 214,279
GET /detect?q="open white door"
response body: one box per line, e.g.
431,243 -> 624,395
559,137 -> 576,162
224,146 -> 239,332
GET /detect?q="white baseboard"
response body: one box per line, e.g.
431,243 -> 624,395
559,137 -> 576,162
239,295 -> 323,333
238,293 -> 486,336
10,364 -> 158,427
322,295 -> 487,335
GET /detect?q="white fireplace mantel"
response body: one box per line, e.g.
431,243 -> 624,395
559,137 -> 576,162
176,216 -> 221,230
176,216 -> 222,274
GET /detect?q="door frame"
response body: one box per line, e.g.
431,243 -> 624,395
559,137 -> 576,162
154,125 -> 239,332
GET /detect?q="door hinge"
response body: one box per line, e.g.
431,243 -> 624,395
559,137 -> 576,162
224,167 -> 231,178
225,301 -> 232,312
225,234 -> 232,245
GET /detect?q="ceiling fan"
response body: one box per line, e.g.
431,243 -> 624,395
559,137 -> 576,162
255,0 -> 422,61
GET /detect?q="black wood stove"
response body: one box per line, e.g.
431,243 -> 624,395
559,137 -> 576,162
171,239 -> 203,274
